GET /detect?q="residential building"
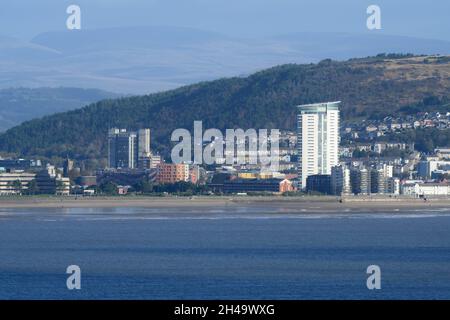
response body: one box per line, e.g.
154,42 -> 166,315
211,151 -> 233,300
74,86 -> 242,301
156,163 -> 190,184
331,164 -> 351,195
387,177 -> 401,195
56,176 -> 71,196
350,167 -> 371,195
401,182 -> 450,197
370,168 -> 387,194
138,128 -> 152,169
297,101 -> 340,189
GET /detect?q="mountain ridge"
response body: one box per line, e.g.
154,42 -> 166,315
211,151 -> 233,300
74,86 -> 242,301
2,27 -> 450,93
0,55 -> 448,166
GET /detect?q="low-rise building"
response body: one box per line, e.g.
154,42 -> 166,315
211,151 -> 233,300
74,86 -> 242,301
306,174 -> 332,195
56,176 -> 71,196
35,167 -> 57,194
401,182 -> 450,196
0,159 -> 42,170
156,163 -> 199,184
0,171 -> 36,195
223,178 -> 295,194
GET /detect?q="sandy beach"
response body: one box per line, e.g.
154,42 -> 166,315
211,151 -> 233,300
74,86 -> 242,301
0,196 -> 449,212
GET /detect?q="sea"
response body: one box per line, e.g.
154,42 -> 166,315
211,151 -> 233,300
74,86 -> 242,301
0,205 -> 450,300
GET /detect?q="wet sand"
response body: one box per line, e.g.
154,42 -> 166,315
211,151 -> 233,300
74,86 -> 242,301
0,196 -> 449,212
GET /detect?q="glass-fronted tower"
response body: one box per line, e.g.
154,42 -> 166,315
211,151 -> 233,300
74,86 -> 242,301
297,101 -> 340,189
108,128 -> 138,169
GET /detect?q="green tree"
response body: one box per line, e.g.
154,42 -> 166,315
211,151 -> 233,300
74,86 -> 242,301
10,180 -> 23,194
133,179 -> 154,194
99,181 -> 118,195
24,179 -> 39,195
0,55 -> 448,163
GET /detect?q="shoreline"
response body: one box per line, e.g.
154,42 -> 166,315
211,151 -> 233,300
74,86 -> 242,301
0,196 -> 449,211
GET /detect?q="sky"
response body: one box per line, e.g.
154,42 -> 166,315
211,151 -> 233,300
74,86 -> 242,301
0,0 -> 449,41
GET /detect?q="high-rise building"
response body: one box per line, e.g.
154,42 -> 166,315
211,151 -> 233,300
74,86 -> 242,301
63,157 -> 74,177
331,164 -> 351,195
350,167 -> 371,195
138,129 -> 151,168
387,177 -> 400,195
297,101 -> 340,189
107,128 -> 151,169
370,168 -> 387,194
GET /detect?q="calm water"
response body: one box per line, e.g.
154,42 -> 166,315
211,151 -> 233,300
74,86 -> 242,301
0,206 -> 450,300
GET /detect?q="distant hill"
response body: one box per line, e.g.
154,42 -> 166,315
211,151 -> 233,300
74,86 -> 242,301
0,87 -> 120,132
0,55 -> 449,166
1,27 -> 450,93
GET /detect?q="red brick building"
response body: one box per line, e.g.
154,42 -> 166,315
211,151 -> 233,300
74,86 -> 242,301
156,163 -> 189,184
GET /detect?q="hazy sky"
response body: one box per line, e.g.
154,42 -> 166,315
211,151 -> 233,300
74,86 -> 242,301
1,0 -> 449,41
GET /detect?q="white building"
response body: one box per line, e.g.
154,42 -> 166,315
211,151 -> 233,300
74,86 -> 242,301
0,171 -> 36,195
297,101 -> 340,189
138,128 -> 152,168
56,175 -> 71,196
149,154 -> 162,169
138,129 -> 151,157
435,148 -> 450,160
418,160 -> 450,179
387,177 -> 401,195
384,164 -> 394,178
401,182 -> 450,196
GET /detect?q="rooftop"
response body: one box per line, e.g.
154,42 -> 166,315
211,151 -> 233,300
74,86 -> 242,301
297,101 -> 341,112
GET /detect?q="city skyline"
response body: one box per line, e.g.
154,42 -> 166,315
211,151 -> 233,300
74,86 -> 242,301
1,0 -> 449,305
